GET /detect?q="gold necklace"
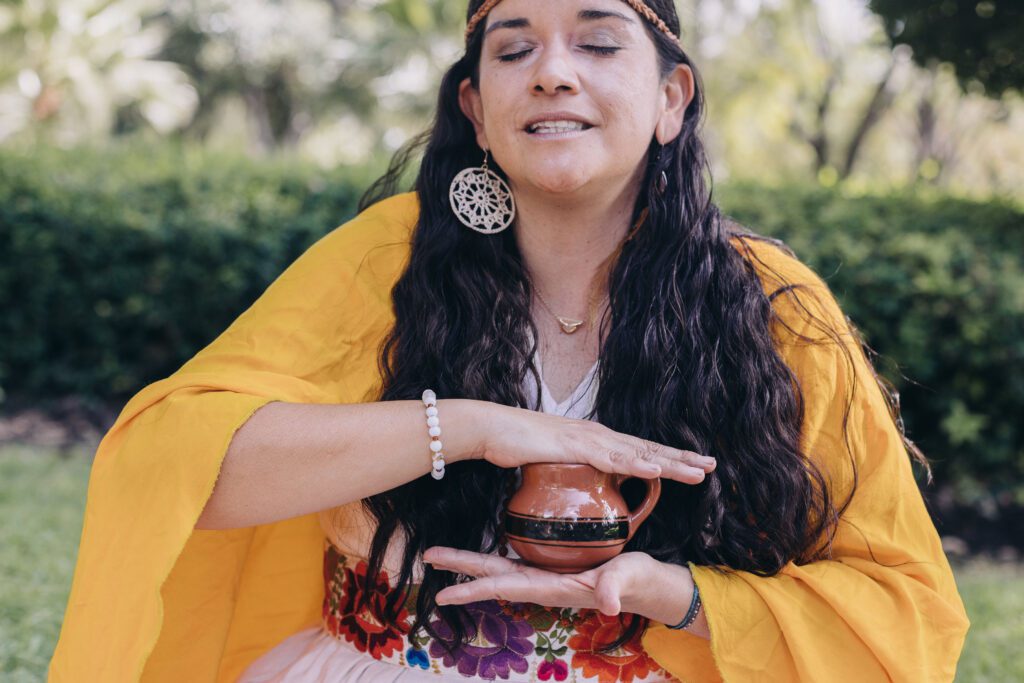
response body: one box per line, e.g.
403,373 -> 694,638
526,208 -> 645,335
533,288 -> 608,335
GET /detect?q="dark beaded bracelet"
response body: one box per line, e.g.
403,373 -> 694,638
666,582 -> 702,630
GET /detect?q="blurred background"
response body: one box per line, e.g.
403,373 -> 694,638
0,0 -> 1021,680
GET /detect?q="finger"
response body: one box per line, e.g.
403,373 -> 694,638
437,572 -> 594,609
594,571 -> 623,616
636,440 -> 715,472
423,547 -> 523,577
598,442 -> 706,483
593,444 -> 663,479
436,573 -> 534,605
631,439 -> 716,485
680,450 -> 717,476
667,448 -> 716,484
436,576 -> 496,605
661,457 -> 709,485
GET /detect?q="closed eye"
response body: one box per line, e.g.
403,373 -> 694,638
497,46 -> 622,62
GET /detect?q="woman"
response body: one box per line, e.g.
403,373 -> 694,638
50,0 -> 970,681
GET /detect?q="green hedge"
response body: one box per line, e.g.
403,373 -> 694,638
1,145 -> 1021,504
718,183 -> 1024,505
1,142 -> 382,399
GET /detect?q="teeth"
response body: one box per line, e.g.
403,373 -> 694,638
529,120 -> 587,133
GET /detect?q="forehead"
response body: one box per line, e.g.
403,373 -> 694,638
483,1 -> 639,38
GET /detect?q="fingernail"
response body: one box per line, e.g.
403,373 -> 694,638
701,457 -> 716,466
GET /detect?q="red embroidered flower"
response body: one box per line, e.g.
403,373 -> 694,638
333,559 -> 410,659
568,611 -> 663,683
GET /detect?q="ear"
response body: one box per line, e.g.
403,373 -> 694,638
458,77 -> 489,149
655,64 -> 695,145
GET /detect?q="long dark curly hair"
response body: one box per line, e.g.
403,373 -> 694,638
343,0 -> 929,656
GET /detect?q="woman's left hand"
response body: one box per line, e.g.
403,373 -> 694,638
422,547 -> 657,617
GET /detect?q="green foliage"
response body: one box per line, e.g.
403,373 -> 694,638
0,141 -> 384,399
718,183 -> 1024,503
1,146 -> 1021,502
869,0 -> 1023,95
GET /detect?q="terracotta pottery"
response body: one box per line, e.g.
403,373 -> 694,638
505,463 -> 661,573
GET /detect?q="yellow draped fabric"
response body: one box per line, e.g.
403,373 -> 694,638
49,191 -> 969,682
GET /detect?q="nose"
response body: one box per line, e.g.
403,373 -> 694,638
530,42 -> 580,94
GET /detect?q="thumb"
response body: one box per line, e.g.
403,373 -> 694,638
594,571 -> 622,616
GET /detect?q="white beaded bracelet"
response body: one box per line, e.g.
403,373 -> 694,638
421,389 -> 445,480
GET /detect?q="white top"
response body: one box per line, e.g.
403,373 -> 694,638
527,354 -> 600,418
238,350 -> 675,682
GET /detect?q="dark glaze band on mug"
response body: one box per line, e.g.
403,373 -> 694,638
505,511 -> 630,543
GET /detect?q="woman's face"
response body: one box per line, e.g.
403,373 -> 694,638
458,0 -> 693,199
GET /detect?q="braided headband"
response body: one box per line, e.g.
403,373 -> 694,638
465,0 -> 683,50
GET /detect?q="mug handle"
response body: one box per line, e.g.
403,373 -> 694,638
614,475 -> 662,541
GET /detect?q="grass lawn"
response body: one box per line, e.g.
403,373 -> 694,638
952,557 -> 1024,682
1,445 -> 1021,682
0,446 -> 93,682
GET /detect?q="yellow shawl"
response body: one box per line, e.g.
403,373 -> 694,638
49,191 -> 969,682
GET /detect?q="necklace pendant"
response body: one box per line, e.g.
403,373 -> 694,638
557,317 -> 584,334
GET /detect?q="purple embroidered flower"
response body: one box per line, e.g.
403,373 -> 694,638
429,600 -> 535,679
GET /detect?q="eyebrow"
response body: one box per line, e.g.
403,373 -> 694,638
483,9 -> 636,39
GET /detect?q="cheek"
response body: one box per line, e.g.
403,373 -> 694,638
479,96 -> 521,143
476,74 -> 510,133
603,93 -> 658,146
590,70 -> 661,136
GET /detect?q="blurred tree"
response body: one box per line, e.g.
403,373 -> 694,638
869,0 -> 1023,96
0,0 -> 197,144
786,0 -> 901,181
157,0 -> 464,157
686,0 -> 906,183
1,0 -> 1021,197
680,0 -> 1024,195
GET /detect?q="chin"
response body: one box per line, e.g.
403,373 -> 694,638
524,168 -> 594,195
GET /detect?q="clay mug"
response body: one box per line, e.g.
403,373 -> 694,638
505,463 -> 661,573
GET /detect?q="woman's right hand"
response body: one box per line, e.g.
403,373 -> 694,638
479,403 -> 716,485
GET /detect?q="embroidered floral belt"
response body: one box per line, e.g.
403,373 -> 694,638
321,542 -> 678,682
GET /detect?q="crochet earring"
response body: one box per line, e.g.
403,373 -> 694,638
449,148 -> 516,234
